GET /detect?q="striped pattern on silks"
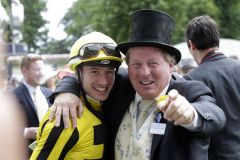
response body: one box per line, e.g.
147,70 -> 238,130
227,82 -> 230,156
30,104 -> 107,160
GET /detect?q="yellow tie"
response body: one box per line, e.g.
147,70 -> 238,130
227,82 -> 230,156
136,100 -> 153,131
34,88 -> 49,121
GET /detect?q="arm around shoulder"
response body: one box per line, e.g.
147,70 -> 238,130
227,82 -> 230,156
48,76 -> 80,104
48,76 -> 82,128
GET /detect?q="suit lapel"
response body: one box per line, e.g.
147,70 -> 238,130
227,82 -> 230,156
20,83 -> 38,114
40,87 -> 52,106
150,78 -> 175,159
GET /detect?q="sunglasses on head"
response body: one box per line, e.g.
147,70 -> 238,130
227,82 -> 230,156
78,43 -> 121,60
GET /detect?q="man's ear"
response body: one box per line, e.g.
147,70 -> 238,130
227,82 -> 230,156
188,40 -> 196,50
169,63 -> 174,73
21,67 -> 27,76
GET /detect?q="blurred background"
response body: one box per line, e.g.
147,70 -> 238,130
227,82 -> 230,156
1,0 -> 240,85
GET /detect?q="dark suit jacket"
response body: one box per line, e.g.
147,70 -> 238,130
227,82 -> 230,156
184,53 -> 240,160
12,82 -> 52,155
53,68 -> 226,160
13,83 -> 52,127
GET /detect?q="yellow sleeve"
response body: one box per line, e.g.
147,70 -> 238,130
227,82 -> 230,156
30,111 -> 76,160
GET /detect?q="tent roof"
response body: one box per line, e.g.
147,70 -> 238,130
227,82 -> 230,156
174,38 -> 240,59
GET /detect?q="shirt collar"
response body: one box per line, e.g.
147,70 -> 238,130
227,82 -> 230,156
23,80 -> 40,94
81,95 -> 102,111
200,50 -> 223,64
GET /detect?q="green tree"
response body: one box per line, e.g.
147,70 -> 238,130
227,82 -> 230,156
61,0 -> 101,45
39,38 -> 71,54
1,0 -> 13,42
61,0 -> 240,47
20,0 -> 48,52
95,0 -> 161,43
62,0 -> 188,44
214,0 -> 240,39
181,0 -> 220,42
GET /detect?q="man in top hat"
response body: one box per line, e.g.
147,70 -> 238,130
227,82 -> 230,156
48,10 -> 225,160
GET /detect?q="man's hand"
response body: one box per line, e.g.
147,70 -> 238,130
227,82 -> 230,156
49,93 -> 83,128
23,127 -> 38,139
157,89 -> 195,126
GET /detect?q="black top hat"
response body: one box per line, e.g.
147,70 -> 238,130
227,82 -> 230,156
117,9 -> 181,64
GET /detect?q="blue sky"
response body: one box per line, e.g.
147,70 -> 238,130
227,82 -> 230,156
43,0 -> 76,40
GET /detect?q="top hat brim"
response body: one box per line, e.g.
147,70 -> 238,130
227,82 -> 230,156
117,41 -> 181,64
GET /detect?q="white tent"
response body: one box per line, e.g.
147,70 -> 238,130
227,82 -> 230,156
174,38 -> 240,59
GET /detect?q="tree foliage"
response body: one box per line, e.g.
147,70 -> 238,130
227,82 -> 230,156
2,0 -> 240,54
214,0 -> 240,39
61,0 -> 101,45
61,0 -> 233,45
1,0 -> 13,42
19,0 -> 48,52
39,38 -> 71,54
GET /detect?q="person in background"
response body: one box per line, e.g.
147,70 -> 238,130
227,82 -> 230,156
12,54 -> 52,157
48,10 -> 226,160
44,76 -> 57,91
184,15 -> 240,160
42,65 -> 58,91
229,54 -> 239,60
7,76 -> 20,90
176,58 -> 197,75
30,32 -> 122,159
